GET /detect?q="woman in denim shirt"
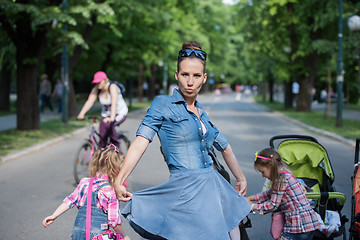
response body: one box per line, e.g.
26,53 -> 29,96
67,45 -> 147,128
114,41 -> 251,240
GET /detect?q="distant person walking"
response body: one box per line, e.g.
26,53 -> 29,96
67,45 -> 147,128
39,74 -> 53,113
292,81 -> 299,107
320,89 -> 327,103
52,78 -> 63,113
168,83 -> 178,96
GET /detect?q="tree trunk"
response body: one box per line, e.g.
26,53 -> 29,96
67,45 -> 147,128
0,1 -> 61,130
100,44 -> 113,71
296,52 -> 318,112
285,2 -> 298,109
44,53 -> 61,82
268,70 -> 274,103
67,16 -> 97,118
284,81 -> 293,109
296,15 -> 321,112
0,61 -> 11,111
15,28 -> 47,130
137,63 -> 144,103
68,68 -> 78,116
16,50 -> 42,130
149,63 -> 157,101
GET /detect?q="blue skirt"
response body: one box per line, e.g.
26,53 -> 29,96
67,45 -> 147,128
122,167 -> 251,240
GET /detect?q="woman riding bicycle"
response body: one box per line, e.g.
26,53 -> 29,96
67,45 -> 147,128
77,71 -> 128,148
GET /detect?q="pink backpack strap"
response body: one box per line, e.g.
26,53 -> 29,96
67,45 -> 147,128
86,177 -> 95,240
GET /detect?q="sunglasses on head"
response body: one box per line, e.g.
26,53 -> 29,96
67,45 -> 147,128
178,49 -> 207,60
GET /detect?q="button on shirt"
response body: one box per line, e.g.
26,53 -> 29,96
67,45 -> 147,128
136,89 -> 229,170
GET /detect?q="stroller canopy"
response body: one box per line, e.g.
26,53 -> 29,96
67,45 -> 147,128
277,139 -> 334,192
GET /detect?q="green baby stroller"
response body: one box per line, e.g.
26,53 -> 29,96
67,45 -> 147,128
270,134 -> 348,240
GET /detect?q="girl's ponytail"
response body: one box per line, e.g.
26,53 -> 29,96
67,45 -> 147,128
89,144 -> 124,185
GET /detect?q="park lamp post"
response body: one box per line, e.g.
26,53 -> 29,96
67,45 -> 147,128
336,0 -> 344,127
347,15 -> 360,96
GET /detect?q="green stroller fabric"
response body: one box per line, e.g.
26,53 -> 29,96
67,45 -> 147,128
277,140 -> 334,194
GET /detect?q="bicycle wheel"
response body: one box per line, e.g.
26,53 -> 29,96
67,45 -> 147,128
118,134 -> 130,156
73,141 -> 95,184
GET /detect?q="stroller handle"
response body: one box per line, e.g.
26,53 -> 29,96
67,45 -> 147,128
355,138 -> 359,165
269,135 -> 319,149
305,192 -> 346,206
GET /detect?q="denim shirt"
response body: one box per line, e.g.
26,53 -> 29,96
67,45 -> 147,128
136,89 -> 229,170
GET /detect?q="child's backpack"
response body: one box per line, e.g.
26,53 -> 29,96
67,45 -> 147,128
109,81 -> 126,97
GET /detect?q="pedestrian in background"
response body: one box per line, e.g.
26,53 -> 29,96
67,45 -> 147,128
168,82 -> 178,96
52,78 -> 63,113
292,81 -> 299,107
114,40 -> 251,240
42,144 -> 130,240
39,74 -> 53,113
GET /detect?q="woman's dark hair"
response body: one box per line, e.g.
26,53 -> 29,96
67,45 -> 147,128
177,41 -> 206,73
254,148 -> 284,194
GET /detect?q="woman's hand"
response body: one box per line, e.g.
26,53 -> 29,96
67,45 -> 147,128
245,197 -> 253,206
235,179 -> 247,196
114,184 -> 132,202
103,117 -> 114,123
76,114 -> 85,120
220,145 -> 248,196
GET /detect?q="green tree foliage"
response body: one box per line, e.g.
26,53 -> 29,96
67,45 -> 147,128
0,0 -> 66,130
233,0 -> 359,111
1,0 -> 360,130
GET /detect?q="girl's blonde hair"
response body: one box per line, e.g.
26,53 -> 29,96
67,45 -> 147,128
89,144 -> 124,185
254,148 -> 284,194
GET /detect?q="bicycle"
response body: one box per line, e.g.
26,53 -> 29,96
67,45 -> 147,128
73,116 -> 131,184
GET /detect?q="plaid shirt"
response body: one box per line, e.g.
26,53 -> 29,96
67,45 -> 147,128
64,175 -> 121,228
254,168 -> 321,233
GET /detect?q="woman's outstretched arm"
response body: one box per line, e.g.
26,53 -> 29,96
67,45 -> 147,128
221,145 -> 247,196
114,136 -> 150,201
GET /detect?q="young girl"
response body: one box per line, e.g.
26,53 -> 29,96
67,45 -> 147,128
42,144 -> 130,240
246,148 -> 321,240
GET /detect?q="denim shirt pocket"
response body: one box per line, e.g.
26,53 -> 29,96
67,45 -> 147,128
169,115 -> 192,137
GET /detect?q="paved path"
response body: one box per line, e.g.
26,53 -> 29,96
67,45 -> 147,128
0,110 -> 61,131
312,102 -> 360,122
0,92 -> 356,240
1,98 -> 359,132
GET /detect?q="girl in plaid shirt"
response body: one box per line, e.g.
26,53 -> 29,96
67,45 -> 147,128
246,148 -> 321,240
42,144 -> 130,240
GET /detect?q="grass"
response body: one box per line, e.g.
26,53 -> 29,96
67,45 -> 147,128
129,101 -> 152,111
0,101 -> 17,116
0,101 -> 151,160
345,99 -> 360,111
0,119 -> 86,157
255,97 -> 360,141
